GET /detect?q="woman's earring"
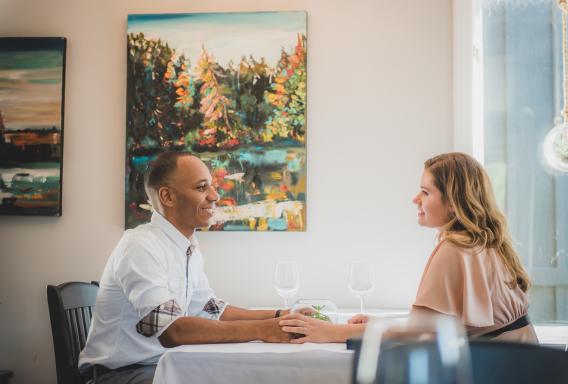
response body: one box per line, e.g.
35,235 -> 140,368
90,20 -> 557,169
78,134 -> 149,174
449,208 -> 456,219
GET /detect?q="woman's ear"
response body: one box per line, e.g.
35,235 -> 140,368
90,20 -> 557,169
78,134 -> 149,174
447,202 -> 456,218
158,186 -> 175,208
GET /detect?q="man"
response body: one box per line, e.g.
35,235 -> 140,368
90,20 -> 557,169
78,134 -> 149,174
79,152 -> 290,383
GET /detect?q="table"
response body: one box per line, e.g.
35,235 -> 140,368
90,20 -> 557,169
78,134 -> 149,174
152,309 -> 410,384
152,342 -> 353,384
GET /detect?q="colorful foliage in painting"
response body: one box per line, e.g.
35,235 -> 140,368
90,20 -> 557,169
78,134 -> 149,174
127,32 -> 306,152
127,33 -> 198,151
264,34 -> 307,142
194,48 -> 241,149
126,13 -> 307,231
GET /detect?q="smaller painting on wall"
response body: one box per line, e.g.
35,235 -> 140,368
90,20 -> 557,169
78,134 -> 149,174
0,37 -> 66,216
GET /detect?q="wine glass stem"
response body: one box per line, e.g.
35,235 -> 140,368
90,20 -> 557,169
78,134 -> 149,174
359,297 -> 364,314
284,297 -> 289,309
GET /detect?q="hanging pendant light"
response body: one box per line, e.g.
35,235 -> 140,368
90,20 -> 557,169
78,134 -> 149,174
542,0 -> 568,172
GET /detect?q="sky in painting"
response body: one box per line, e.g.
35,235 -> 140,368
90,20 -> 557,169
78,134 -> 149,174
0,50 -> 63,130
127,11 -> 306,67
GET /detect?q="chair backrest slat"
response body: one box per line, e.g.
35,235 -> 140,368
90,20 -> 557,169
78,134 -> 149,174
77,307 -> 88,350
48,282 -> 99,384
79,308 -> 87,354
66,308 -> 81,364
64,310 -> 77,365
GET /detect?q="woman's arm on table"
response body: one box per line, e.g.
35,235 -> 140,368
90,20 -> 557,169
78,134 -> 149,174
279,313 -> 367,343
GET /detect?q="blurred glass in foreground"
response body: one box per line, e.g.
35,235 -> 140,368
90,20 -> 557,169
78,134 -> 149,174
354,313 -> 472,384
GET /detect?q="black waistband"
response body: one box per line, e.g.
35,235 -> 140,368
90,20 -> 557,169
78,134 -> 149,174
94,363 -> 146,377
479,315 -> 530,339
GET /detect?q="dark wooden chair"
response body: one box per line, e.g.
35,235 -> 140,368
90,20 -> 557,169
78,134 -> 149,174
47,282 -> 99,384
0,370 -> 13,384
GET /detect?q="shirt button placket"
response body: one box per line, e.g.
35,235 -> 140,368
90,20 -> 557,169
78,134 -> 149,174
185,246 -> 192,315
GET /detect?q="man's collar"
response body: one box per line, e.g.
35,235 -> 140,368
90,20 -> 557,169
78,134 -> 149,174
151,211 -> 198,253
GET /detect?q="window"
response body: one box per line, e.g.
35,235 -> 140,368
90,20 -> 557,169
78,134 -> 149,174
469,0 -> 568,322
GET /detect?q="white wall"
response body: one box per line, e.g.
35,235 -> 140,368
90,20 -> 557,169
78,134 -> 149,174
0,0 -> 452,382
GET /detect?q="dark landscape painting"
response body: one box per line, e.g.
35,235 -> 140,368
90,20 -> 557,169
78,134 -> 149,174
0,37 -> 66,216
126,12 -> 307,231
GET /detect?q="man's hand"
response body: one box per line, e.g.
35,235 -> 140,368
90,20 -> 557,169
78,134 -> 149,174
259,317 -> 293,343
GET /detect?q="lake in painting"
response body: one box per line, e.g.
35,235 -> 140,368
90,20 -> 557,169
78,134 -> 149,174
0,37 -> 66,216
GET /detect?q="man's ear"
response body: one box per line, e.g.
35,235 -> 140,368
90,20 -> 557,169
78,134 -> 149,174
158,186 -> 175,208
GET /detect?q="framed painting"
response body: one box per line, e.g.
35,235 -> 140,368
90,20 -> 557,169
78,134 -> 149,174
126,11 -> 307,231
0,37 -> 66,216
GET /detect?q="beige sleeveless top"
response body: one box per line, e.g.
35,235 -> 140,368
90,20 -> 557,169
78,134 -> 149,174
413,240 -> 538,343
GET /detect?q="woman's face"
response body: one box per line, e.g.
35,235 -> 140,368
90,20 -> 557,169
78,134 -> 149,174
412,170 -> 452,229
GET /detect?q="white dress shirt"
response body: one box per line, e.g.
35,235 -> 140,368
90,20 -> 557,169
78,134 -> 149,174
78,212 -> 226,369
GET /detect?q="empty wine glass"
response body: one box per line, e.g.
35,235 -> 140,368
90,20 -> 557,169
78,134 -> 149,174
274,260 -> 299,309
349,261 -> 376,314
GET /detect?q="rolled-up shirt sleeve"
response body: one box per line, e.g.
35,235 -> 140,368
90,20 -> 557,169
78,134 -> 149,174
202,297 -> 228,319
114,236 -> 178,332
136,299 -> 183,337
187,273 -> 228,320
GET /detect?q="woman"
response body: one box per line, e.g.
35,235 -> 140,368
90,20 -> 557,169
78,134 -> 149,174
280,152 -> 538,344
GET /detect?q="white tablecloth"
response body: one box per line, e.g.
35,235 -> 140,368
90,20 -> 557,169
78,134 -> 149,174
152,309 -> 408,384
152,342 -> 353,384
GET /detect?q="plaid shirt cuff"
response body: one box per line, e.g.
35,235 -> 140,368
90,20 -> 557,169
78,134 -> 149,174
136,299 -> 182,337
202,297 -> 227,320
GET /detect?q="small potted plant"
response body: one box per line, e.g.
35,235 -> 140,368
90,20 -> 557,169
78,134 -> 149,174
291,299 -> 338,323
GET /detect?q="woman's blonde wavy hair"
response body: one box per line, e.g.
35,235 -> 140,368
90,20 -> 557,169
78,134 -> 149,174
425,152 -> 531,292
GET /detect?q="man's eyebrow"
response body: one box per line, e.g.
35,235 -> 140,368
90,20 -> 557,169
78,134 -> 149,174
420,185 -> 430,190
194,179 -> 209,184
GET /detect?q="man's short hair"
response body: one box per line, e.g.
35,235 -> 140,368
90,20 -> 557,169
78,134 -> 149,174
144,151 -> 191,195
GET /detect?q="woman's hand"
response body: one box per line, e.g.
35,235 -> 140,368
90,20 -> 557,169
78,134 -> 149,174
347,314 -> 369,324
278,313 -> 339,343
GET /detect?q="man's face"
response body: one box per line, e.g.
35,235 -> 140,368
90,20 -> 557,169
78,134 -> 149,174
168,156 -> 219,233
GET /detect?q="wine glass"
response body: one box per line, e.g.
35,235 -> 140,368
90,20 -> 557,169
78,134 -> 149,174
274,261 -> 299,309
349,261 -> 376,314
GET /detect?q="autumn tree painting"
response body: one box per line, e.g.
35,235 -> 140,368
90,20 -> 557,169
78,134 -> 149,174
126,12 -> 307,231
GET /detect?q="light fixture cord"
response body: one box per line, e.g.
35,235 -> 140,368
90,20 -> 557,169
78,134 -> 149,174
563,10 -> 568,121
559,0 -> 568,121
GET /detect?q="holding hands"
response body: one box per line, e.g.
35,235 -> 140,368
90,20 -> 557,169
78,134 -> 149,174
278,311 -> 370,343
261,317 -> 295,343
279,313 -> 340,343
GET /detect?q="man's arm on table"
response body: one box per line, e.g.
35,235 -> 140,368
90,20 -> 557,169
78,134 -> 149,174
158,315 -> 290,347
219,305 -> 289,321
